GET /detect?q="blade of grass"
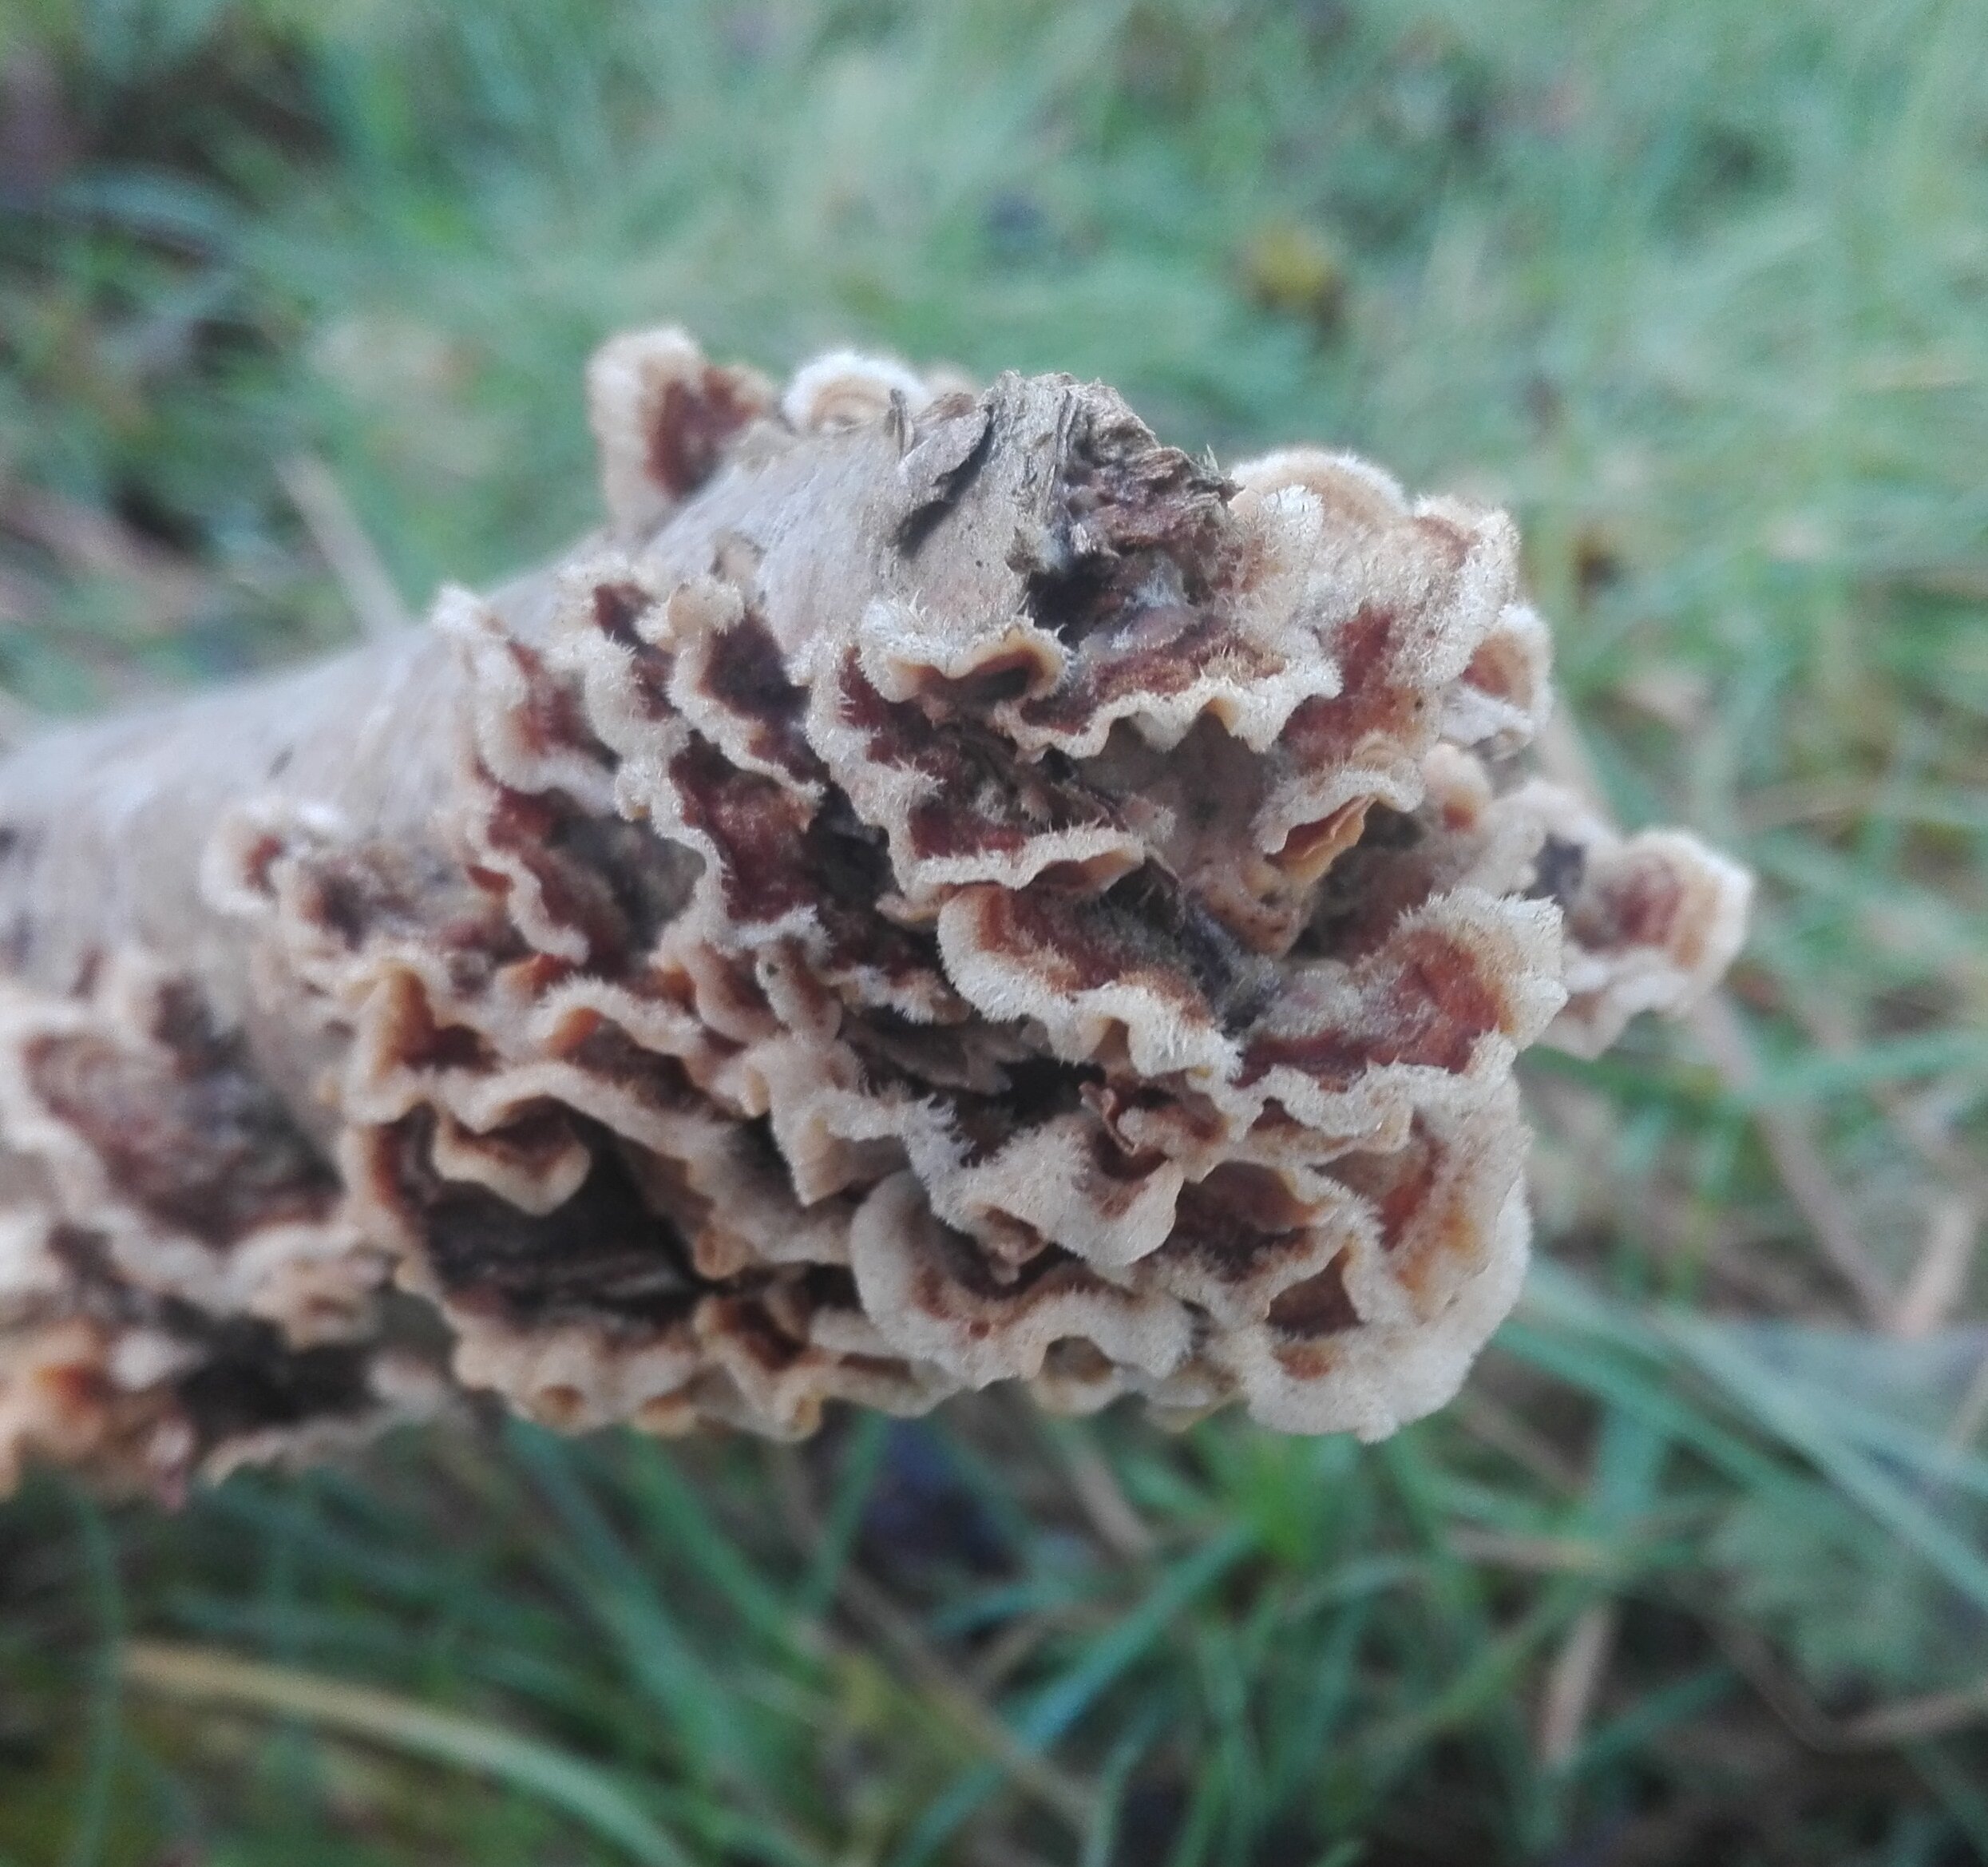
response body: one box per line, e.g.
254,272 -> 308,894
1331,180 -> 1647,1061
1907,1742 -> 1988,1860
893,1525 -> 1254,1867
621,1442 -> 818,1659
1670,1318 -> 1988,1614
1573,1665 -> 1737,1778
1079,1700 -> 1170,1867
798,1413 -> 889,1619
61,1488 -> 121,1867
119,1640 -> 689,1867
1014,1524 -> 1256,1750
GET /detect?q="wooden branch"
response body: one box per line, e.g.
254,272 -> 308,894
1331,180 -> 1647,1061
0,329 -> 1749,1497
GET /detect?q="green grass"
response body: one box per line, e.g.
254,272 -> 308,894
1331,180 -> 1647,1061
2,0 -> 1986,1861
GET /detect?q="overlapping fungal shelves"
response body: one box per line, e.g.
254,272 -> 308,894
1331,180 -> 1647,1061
0,329 -> 1749,1497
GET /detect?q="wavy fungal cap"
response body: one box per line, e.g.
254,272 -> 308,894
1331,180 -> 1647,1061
0,326 -> 1749,1495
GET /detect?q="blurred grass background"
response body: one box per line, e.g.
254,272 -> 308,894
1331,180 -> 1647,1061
2,0 -> 1987,1861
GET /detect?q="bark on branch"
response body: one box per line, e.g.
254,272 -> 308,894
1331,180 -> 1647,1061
0,332 -> 1749,1498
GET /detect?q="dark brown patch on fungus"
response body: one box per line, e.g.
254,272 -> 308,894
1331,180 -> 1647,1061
419,1134 -> 702,1330
26,998 -> 337,1251
176,1321 -> 376,1445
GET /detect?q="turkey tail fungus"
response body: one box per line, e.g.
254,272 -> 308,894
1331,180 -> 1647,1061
0,329 -> 1749,1498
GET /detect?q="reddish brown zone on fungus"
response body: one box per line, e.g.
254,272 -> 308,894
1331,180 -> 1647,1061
952,860 -> 1275,1043
553,1029 -> 717,1146
30,1227 -> 383,1484
1157,1171 -> 1316,1286
588,582 -> 677,719
1569,859 -> 1686,954
956,882 -> 1223,1023
1106,865 -> 1273,1029
1333,1115 -> 1508,1305
669,735 -> 819,926
901,648 -> 1051,710
1242,928 -> 1505,1088
836,660 -> 1123,866
1384,929 -> 1510,1071
1463,632 -> 1531,708
939,1058 -> 1093,1167
1181,1164 -> 1314,1240
1086,1079 -> 1230,1155
477,788 -> 694,967
1075,1111 -> 1170,1195
909,751 -> 1119,870
505,635 -> 611,772
1016,608 -> 1280,740
699,1292 -> 813,1374
1265,1255 -> 1361,1338
26,992 -> 338,1251
800,803 -> 944,989
544,811 -> 699,964
1277,606 -> 1424,766
1333,1123 -> 1443,1255
592,581 -> 652,648
369,973 -> 500,1075
1301,808 -> 1437,959
695,605 -> 820,780
34,1339 -> 112,1416
646,367 -> 765,501
1273,800 -> 1374,883
912,1220 -> 1103,1313
307,842 -> 508,960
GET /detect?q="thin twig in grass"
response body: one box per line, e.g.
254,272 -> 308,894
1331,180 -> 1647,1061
968,1615 -> 1054,1695
1906,1742 -> 1988,1863
1039,1421 -> 1157,1563
910,1609 -> 1092,1806
278,454 -> 414,641
1453,1389 -> 1584,1493
0,564 -> 47,626
0,477 -> 212,632
1684,992 -> 1900,1327
1536,1601 -> 1618,1770
1669,1318 -> 1988,1612
965,1835 -> 1062,1867
1716,1626 -> 1988,1752
1702,1219 -> 1849,1314
1844,1681 -> 1988,1750
830,1568 -> 1098,1833
1444,1528 -> 1611,1576
767,1449 -> 1099,1834
1892,1195 -> 1982,1339
1946,1354 -> 1988,1453
1535,712 -> 1899,1328
539,1433 -> 1093,1837
1364,1589 -> 1576,1765
1738,775 -> 1988,835
1785,999 -> 1987,1342
1885,1089 -> 1988,1215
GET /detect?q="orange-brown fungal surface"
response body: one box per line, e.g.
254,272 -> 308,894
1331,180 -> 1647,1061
0,328 -> 1749,1496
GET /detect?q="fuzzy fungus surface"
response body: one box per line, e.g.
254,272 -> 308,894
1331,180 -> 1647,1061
0,330 -> 1749,1498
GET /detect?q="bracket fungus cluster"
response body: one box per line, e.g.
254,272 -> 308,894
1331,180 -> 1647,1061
0,329 -> 1748,1499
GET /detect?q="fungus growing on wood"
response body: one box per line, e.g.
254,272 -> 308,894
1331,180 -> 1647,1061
0,328 -> 1748,1496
